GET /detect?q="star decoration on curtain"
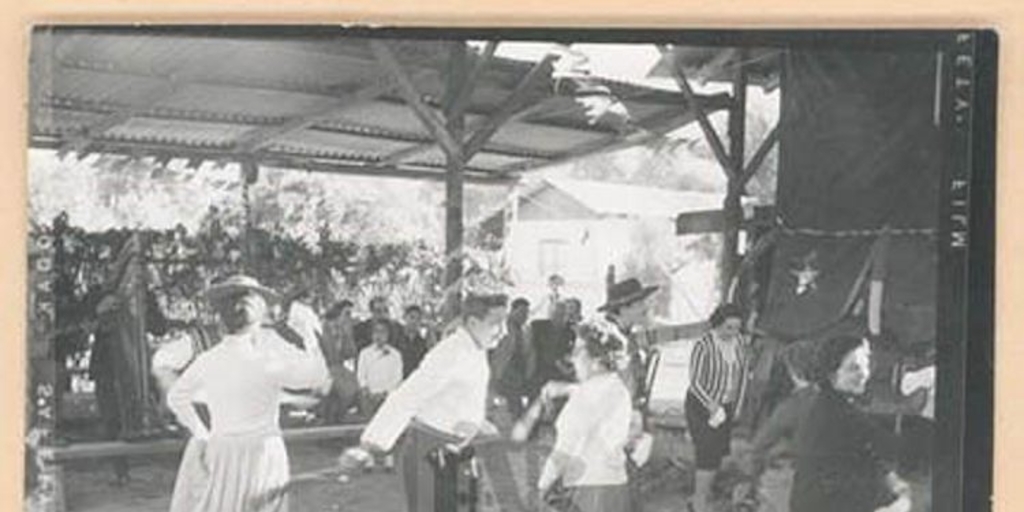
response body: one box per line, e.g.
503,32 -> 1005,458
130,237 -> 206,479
790,251 -> 821,296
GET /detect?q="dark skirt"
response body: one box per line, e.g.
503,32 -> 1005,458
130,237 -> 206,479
685,392 -> 734,470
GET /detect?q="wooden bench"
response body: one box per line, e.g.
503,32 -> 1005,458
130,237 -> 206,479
37,424 -> 366,512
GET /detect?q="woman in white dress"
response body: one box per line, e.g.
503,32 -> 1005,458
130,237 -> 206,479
535,318 -> 638,512
167,275 -> 328,512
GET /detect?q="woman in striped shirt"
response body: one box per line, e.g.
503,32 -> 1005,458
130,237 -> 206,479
686,303 -> 749,512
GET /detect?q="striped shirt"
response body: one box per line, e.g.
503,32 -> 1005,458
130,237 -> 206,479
688,333 -> 749,415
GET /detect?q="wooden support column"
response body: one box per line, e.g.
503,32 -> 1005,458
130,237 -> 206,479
443,42 -> 469,320
721,50 -> 748,301
241,160 -> 260,275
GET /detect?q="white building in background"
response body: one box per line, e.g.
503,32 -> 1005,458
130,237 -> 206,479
481,177 -> 744,325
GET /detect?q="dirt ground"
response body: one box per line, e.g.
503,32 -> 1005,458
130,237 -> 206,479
62,434 -> 931,512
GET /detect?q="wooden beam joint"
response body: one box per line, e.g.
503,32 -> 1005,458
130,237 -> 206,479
657,44 -> 738,181
369,40 -> 464,163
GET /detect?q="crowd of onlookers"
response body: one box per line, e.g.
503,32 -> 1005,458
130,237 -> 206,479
314,293 -> 590,431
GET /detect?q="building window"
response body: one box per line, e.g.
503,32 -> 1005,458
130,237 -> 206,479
538,239 -> 568,278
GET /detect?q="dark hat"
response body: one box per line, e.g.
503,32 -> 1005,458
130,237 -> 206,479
597,278 -> 659,312
205,275 -> 280,304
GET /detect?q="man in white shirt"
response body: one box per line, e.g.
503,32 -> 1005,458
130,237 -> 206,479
352,293 -> 508,512
356,319 -> 404,470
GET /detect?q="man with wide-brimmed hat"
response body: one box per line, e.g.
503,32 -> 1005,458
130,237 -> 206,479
598,277 -> 659,512
598,278 -> 659,398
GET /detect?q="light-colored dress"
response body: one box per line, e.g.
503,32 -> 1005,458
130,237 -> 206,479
549,372 -> 633,512
167,328 -> 328,512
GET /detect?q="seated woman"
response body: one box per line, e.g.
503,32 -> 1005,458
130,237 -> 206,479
790,335 -> 911,512
535,318 -> 638,512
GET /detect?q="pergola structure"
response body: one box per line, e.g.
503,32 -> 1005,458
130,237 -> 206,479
28,28 -> 747,314
649,46 -> 782,298
25,29 -> 784,512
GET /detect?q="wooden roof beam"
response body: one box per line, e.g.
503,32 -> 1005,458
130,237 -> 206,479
55,58 -> 375,102
31,135 -> 515,185
462,54 -> 557,160
657,44 -> 737,181
376,96 -> 563,166
740,123 -> 778,187
57,83 -> 184,158
445,40 -> 498,121
500,91 -> 732,173
232,69 -> 432,153
369,40 -> 463,162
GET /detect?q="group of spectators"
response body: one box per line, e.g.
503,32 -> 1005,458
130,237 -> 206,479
315,293 -> 589,433
316,296 -> 438,430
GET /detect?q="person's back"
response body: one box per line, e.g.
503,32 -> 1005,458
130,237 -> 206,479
791,387 -> 893,512
529,318 -> 574,389
182,332 -> 286,436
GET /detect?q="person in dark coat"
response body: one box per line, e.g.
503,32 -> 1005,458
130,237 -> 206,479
490,297 -> 534,419
528,301 -> 576,399
790,335 -> 911,512
740,341 -> 818,512
399,305 -> 435,378
89,292 -> 131,485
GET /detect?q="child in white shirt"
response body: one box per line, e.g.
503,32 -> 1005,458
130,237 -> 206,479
356,320 -> 404,470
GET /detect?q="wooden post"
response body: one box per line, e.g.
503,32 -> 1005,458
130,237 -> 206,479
721,51 -> 748,301
443,42 -> 469,321
241,160 -> 259,275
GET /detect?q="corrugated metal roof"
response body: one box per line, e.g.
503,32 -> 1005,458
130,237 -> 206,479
647,47 -> 782,90
29,28 -> 728,182
541,178 -> 732,218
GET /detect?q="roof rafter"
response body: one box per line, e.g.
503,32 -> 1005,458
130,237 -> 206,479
376,96 -> 565,166
463,54 -> 557,160
657,44 -> 737,181
31,135 -> 516,185
740,123 -> 779,187
500,92 -> 733,173
232,68 -> 433,153
370,40 -> 463,162
445,40 -> 498,121
51,59 -> 630,138
57,82 -> 184,157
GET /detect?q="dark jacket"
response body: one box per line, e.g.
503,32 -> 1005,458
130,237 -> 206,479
790,386 -> 898,512
528,318 -> 575,392
489,321 -> 533,400
749,385 -> 818,474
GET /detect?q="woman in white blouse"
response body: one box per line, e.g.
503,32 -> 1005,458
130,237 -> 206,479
536,318 -> 637,512
166,275 -> 328,512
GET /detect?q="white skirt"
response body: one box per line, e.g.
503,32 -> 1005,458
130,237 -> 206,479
169,434 -> 290,512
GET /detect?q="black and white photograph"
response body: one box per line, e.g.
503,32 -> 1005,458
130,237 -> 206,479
23,27 -> 995,512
